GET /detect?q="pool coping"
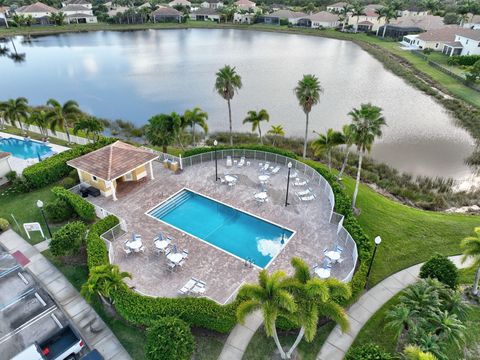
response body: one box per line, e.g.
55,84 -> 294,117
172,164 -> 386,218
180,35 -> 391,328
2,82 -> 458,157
0,135 -> 54,159
144,187 -> 296,270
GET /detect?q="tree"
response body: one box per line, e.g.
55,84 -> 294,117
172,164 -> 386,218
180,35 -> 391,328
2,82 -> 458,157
351,1 -> 365,33
421,0 -> 441,14
236,270 -> 296,359
461,227 -> 480,296
145,113 -> 180,153
49,12 -> 66,25
465,60 -> 480,84
46,99 -> 82,143
215,65 -> 242,146
49,221 -> 86,257
404,345 -> 438,360
243,109 -> 270,145
267,125 -> 285,146
73,117 -> 104,142
376,6 -> 398,38
386,303 -> 417,340
311,128 -> 345,169
183,107 -> 208,145
170,112 -> 186,150
339,3 -> 353,31
294,74 -> 323,158
27,110 -> 50,138
338,124 -> 354,179
419,254 -> 458,289
2,97 -> 29,133
81,264 -> 131,304
348,103 -> 386,208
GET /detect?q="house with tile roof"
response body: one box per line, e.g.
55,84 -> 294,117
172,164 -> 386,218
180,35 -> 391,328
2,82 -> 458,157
234,0 -> 256,11
347,4 -> 386,31
442,29 -> 480,56
200,0 -> 224,10
402,27 -> 471,51
378,15 -> 444,38
169,0 -> 192,7
326,2 -> 347,13
152,6 -> 182,22
61,4 -> 93,16
298,11 -> 340,29
61,0 -> 92,10
256,9 -> 305,25
191,7 -> 220,21
15,2 -> 57,18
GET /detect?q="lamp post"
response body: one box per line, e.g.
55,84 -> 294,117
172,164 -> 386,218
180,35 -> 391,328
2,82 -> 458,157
214,140 -> 219,181
285,162 -> 292,207
37,200 -> 52,239
365,236 -> 382,289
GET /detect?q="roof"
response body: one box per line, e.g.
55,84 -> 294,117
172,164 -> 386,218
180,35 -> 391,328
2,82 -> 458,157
16,2 -> 57,13
416,26 -> 467,42
389,15 -> 444,31
444,41 -> 463,48
169,0 -> 191,5
67,141 -> 159,181
327,2 -> 347,7
456,28 -> 480,41
358,20 -> 373,25
363,5 -> 384,17
203,0 -> 223,3
234,0 -> 255,6
192,7 -> 219,15
152,6 -> 182,15
67,12 -> 94,17
467,15 -> 480,24
0,152 -> 11,160
61,4 -> 90,11
268,9 -> 305,18
63,0 -> 90,5
306,11 -> 339,22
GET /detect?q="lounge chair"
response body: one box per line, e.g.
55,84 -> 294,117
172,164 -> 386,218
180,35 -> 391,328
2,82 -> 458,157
122,245 -> 132,258
182,249 -> 189,259
166,262 -> 176,272
262,163 -> 270,172
271,166 -> 280,174
300,194 -> 316,202
238,157 -> 245,167
295,189 -> 311,197
294,178 -> 308,186
335,245 -> 344,253
178,279 -> 197,295
226,156 -> 233,167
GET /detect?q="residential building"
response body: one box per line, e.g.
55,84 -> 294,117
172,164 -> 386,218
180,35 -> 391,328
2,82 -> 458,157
105,2 -> 129,17
191,7 -> 220,21
151,6 -> 182,22
169,0 -> 191,7
256,9 -> 305,25
378,15 -> 444,38
61,4 -> 93,16
443,29 -> 480,56
233,12 -> 254,24
397,7 -> 428,17
298,11 -> 340,29
61,0 -> 92,10
402,26 -> 469,51
347,4 -> 385,31
15,2 -> 57,25
201,0 -> 224,10
326,2 -> 347,13
0,7 -> 8,26
464,14 -> 480,30
234,0 -> 256,11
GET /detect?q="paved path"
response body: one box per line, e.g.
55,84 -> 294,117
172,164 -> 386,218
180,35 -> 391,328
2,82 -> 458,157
317,255 -> 472,360
0,230 -> 131,360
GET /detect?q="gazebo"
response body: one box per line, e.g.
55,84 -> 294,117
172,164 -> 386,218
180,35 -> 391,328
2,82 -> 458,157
67,141 -> 159,201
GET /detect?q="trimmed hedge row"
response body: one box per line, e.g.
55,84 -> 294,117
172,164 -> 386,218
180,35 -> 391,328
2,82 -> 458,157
22,138 -> 116,190
447,55 -> 480,66
52,187 -> 96,222
87,215 -> 119,270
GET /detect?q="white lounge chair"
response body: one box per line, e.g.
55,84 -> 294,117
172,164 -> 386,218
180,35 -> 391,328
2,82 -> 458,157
182,249 -> 189,259
238,157 -> 245,167
300,194 -> 316,202
122,245 -> 132,258
226,156 -> 233,167
178,279 -> 197,295
271,166 -> 280,174
295,189 -> 311,197
294,178 -> 308,186
262,163 -> 270,172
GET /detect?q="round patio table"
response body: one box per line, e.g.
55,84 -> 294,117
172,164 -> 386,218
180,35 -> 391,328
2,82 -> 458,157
255,192 -> 268,200
127,240 -> 143,251
167,252 -> 183,264
258,175 -> 270,183
225,175 -> 237,183
155,240 -> 170,250
325,251 -> 341,262
315,268 -> 331,279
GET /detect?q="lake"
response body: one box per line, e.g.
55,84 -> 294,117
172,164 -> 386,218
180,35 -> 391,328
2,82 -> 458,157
0,29 -> 476,185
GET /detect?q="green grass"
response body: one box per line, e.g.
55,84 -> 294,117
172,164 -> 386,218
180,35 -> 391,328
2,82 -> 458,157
1,125 -> 73,147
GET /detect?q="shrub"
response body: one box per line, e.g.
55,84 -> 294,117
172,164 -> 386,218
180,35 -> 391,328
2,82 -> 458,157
447,55 -> 480,66
60,177 -> 77,189
0,218 -> 9,232
51,186 -> 95,222
144,317 -> 195,360
5,170 -> 17,182
86,215 -> 119,269
44,198 -> 74,223
420,254 -> 458,289
345,344 -> 394,360
49,221 -> 87,256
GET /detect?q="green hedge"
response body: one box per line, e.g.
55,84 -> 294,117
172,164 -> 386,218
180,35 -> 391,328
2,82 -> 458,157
87,215 -> 119,269
22,138 -> 116,190
51,187 -> 95,222
447,55 -> 480,66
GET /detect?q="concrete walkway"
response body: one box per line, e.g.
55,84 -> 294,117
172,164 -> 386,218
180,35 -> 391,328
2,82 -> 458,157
317,255 -> 472,360
0,230 -> 131,360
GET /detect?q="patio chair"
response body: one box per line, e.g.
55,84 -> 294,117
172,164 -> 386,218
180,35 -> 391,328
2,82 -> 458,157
238,157 -> 245,167
337,258 -> 345,264
300,194 -> 316,202
166,261 -> 176,272
226,156 -> 233,167
294,178 -> 308,187
271,166 -> 280,174
182,249 -> 189,259
178,259 -> 186,267
178,279 -> 197,295
122,245 -> 132,258
165,249 -> 171,256
335,245 -> 344,253
262,162 -> 270,172
295,189 -> 311,198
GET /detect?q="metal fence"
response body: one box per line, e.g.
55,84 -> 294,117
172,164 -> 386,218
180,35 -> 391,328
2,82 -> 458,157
17,122 -> 92,145
100,224 -> 127,264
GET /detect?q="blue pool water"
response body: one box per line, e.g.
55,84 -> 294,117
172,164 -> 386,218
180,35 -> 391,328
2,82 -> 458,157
147,190 -> 293,268
0,137 -> 53,160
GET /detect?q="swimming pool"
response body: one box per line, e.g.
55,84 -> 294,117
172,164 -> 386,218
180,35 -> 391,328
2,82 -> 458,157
0,137 -> 53,160
147,189 -> 294,268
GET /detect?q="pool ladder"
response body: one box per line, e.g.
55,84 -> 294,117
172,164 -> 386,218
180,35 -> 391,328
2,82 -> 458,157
244,257 -> 255,268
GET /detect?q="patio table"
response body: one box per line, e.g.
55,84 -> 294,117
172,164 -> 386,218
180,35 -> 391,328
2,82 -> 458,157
325,251 -> 341,262
315,267 -> 331,279
225,175 -> 237,183
127,240 -> 143,251
167,252 -> 183,264
155,240 -> 170,250
258,175 -> 270,183
254,192 -> 268,200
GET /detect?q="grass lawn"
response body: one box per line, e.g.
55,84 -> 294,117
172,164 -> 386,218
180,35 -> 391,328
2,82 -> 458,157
1,125 -> 73,147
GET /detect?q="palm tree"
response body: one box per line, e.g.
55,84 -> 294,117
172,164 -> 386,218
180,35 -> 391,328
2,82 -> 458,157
421,0 -> 441,14
267,125 -> 285,146
294,74 -> 323,158
386,303 -> 417,340
214,65 -> 242,146
284,258 -> 350,358
0,102 -> 6,129
339,3 -> 353,31
461,227 -> 480,296
73,117 -> 104,142
170,112 -> 186,150
236,270 -> 296,359
338,124 -> 354,179
46,99 -> 82,143
27,110 -> 50,138
2,97 -> 29,133
81,264 -> 131,305
311,128 -> 345,169
376,6 -> 398,38
243,109 -> 270,145
429,310 -> 466,349
184,107 -> 208,145
351,1 -> 365,33
404,345 -> 438,360
348,103 -> 386,208
145,113 -> 180,153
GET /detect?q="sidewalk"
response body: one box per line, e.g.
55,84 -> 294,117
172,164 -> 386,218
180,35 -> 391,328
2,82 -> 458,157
0,230 -> 131,360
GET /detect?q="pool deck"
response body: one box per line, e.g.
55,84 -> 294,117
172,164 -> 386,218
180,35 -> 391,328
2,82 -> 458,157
86,159 -> 355,304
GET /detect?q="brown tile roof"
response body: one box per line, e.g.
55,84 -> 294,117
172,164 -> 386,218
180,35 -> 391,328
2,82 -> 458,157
152,6 -> 182,15
67,141 -> 158,180
234,0 -> 255,6
269,10 -> 305,18
16,2 -> 58,13
457,29 -> 480,41
390,15 -> 444,31
306,11 -> 339,22
192,7 -> 219,15
0,152 -> 11,160
416,26 -> 467,42
61,4 -> 91,11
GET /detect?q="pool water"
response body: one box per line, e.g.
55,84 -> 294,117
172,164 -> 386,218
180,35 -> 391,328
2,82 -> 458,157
147,189 -> 293,268
0,137 -> 53,160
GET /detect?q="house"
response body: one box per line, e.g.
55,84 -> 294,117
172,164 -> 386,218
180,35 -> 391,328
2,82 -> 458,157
347,4 -> 385,31
169,0 -> 191,7
201,0 -> 223,10
234,0 -> 256,11
151,6 -> 182,22
256,9 -> 305,25
326,2 -> 347,13
137,2 -> 152,10
191,7 -> 220,21
443,29 -> 480,56
233,12 -> 254,24
298,11 -> 340,29
464,14 -> 480,30
397,7 -> 428,18
61,4 -> 93,16
61,0 -> 92,10
105,2 -> 129,17
0,7 -> 8,26
67,141 -> 158,201
0,152 -> 12,182
15,2 -> 57,22
378,15 -> 444,38
402,26 -> 469,51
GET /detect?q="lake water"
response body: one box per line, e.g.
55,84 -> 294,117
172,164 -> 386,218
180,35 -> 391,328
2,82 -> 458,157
1,29 -> 476,185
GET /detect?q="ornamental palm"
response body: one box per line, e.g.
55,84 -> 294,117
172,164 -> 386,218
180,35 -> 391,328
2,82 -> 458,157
339,3 -> 353,31
46,99 -> 82,143
2,97 -> 29,133
294,74 -> 323,158
214,65 -> 242,146
267,125 -> 285,146
461,227 -> 480,296
311,128 -> 345,169
351,1 -> 365,33
386,304 -> 417,340
348,103 -> 386,208
81,264 -> 131,305
183,107 -> 208,145
145,113 -> 181,153
428,310 -> 466,349
404,345 -> 438,360
376,6 -> 398,38
338,124 -> 354,179
27,110 -> 50,137
236,270 -> 296,359
73,117 -> 104,143
243,109 -> 269,145
171,112 -> 186,150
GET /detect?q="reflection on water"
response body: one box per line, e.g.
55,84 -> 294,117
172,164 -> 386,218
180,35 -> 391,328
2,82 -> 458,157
0,29 -> 476,182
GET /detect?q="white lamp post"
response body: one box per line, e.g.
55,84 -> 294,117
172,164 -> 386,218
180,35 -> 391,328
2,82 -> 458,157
37,200 -> 52,238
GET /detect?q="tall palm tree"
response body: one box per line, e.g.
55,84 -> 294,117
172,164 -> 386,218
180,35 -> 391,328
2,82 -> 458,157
27,110 -> 50,138
214,65 -> 242,146
145,113 -> 180,153
311,128 -> 345,169
404,345 -> 438,360
2,97 -> 29,133
338,124 -> 354,179
73,117 -> 104,143
81,264 -> 131,305
348,103 -> 386,208
284,258 -> 350,358
171,112 -> 186,150
236,270 -> 296,359
351,1 -> 365,33
294,74 -> 323,158
376,6 -> 398,38
184,107 -> 208,145
339,3 -> 353,31
243,109 -> 270,145
461,227 -> 480,296
267,125 -> 285,146
46,99 -> 82,143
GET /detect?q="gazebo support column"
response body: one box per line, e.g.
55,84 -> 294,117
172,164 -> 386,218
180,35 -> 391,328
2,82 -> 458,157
112,181 -> 118,201
149,161 -> 155,180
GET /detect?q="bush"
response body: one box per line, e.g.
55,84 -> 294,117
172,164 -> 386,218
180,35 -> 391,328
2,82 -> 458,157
0,218 -> 9,232
86,215 -> 119,269
447,55 -> 480,66
60,177 -> 77,189
345,344 -> 394,360
51,187 -> 95,222
49,221 -> 87,256
420,254 -> 458,289
5,170 -> 17,182
44,198 -> 74,223
144,317 -> 195,360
